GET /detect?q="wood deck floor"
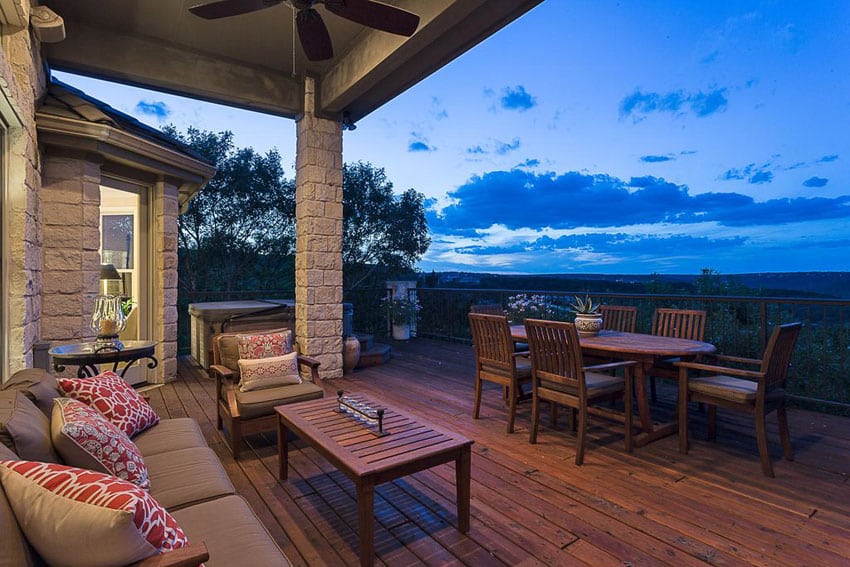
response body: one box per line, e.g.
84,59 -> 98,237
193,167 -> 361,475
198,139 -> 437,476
155,338 -> 850,566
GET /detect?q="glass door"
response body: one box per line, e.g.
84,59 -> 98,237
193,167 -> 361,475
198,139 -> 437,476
100,185 -> 149,384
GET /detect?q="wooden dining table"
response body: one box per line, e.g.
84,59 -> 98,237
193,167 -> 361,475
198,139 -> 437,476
510,326 -> 716,446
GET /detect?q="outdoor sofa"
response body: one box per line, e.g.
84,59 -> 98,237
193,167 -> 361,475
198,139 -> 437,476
0,368 -> 291,566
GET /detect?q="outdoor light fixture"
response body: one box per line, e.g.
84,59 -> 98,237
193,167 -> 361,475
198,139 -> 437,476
342,111 -> 357,131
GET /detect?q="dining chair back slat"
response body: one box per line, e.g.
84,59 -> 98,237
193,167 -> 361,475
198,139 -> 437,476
651,308 -> 706,341
600,305 -> 637,333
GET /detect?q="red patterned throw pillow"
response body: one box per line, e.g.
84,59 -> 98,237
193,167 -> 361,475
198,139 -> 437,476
237,352 -> 301,392
51,397 -> 150,490
237,330 -> 293,360
0,460 -> 188,567
58,371 -> 159,437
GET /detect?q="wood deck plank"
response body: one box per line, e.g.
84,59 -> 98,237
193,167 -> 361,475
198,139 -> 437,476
174,337 -> 850,566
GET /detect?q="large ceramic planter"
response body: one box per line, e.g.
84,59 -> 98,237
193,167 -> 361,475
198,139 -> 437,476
574,313 -> 603,336
343,335 -> 361,374
392,323 -> 411,340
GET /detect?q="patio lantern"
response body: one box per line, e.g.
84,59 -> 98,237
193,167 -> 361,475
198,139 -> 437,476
90,294 -> 127,350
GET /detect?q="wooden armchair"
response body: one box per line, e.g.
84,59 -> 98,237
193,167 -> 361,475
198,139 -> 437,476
210,329 -> 323,459
676,322 -> 802,477
600,305 -> 637,333
649,308 -> 707,400
469,313 -> 532,433
524,319 -> 634,464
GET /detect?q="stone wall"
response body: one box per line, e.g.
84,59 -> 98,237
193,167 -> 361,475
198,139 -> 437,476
295,77 -> 343,379
0,15 -> 47,375
39,155 -> 102,343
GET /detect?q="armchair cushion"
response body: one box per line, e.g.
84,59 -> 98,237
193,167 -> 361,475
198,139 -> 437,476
0,390 -> 60,463
215,327 -> 293,378
58,371 -> 160,437
0,460 -> 189,567
235,381 -> 324,420
238,352 -> 301,392
237,329 -> 293,360
480,357 -> 532,380
688,375 -> 757,403
51,398 -> 150,490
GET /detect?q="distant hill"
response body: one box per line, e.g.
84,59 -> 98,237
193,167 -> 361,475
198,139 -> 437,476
426,271 -> 850,299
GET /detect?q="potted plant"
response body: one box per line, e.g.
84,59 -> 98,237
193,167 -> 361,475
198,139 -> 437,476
569,294 -> 603,336
383,296 -> 421,340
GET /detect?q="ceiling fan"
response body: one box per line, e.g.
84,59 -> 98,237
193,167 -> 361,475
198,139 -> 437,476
189,0 -> 420,61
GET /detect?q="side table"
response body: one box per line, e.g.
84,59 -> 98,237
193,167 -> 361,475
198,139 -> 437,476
49,340 -> 158,379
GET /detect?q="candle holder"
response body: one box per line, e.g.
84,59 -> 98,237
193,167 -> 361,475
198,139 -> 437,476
90,294 -> 127,351
335,390 -> 388,437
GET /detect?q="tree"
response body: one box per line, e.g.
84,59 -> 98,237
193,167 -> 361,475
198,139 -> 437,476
164,126 -> 296,294
342,161 -> 430,289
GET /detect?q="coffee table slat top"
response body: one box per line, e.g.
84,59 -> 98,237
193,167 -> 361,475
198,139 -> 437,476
276,396 -> 473,478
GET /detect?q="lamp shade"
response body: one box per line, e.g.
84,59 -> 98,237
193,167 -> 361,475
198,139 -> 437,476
100,264 -> 121,281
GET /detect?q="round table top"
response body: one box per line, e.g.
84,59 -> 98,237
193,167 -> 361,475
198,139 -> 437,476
49,340 -> 157,362
510,327 -> 715,358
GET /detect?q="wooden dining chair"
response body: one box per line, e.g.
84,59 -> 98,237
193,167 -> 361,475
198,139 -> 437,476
676,322 -> 802,477
470,303 -> 505,316
649,308 -> 707,400
524,318 -> 634,465
469,313 -> 533,433
600,305 -> 637,333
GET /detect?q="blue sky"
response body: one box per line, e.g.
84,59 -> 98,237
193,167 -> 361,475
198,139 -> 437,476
56,0 -> 849,275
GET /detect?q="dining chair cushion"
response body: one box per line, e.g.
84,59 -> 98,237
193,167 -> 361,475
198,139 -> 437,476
480,357 -> 532,380
51,398 -> 150,490
238,352 -> 302,392
235,381 -> 324,420
688,375 -> 757,403
237,329 -> 294,360
0,460 -> 189,567
58,371 -> 160,437
0,391 -> 60,463
539,372 -> 624,395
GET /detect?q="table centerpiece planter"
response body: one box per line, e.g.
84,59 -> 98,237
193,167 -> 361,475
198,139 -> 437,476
570,295 -> 603,336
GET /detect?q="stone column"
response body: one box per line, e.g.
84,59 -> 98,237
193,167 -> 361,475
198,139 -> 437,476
151,180 -> 179,383
40,154 -> 102,343
295,77 -> 343,379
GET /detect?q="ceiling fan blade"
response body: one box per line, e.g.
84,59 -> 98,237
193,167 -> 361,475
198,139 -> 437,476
297,8 -> 334,61
325,0 -> 419,36
189,0 -> 283,20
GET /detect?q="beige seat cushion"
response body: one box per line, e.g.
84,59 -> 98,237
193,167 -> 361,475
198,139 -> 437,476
540,372 -> 624,396
172,494 -> 291,567
235,381 -> 324,420
216,328 -> 292,380
132,418 -> 208,457
480,357 -> 532,380
0,391 -> 60,463
0,475 -> 36,567
144,447 -> 235,511
689,375 -> 757,403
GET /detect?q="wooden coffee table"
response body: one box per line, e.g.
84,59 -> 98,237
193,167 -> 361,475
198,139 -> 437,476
276,395 -> 473,567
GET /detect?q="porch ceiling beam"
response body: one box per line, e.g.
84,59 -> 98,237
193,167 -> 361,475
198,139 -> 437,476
44,23 -> 303,118
319,0 -> 543,121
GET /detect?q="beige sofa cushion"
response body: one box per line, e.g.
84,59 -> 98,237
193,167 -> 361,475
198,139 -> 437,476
0,463 -> 40,567
235,381 -> 324,420
144,447 -> 235,511
0,391 -> 59,464
0,368 -> 61,418
172,494 -> 291,567
132,418 -> 207,457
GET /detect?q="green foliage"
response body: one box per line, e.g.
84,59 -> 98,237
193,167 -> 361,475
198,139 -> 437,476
343,162 -> 430,289
165,126 -> 296,294
569,294 -> 600,315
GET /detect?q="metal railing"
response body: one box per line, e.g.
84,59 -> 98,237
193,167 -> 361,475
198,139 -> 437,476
412,288 -> 850,414
176,287 -> 850,413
